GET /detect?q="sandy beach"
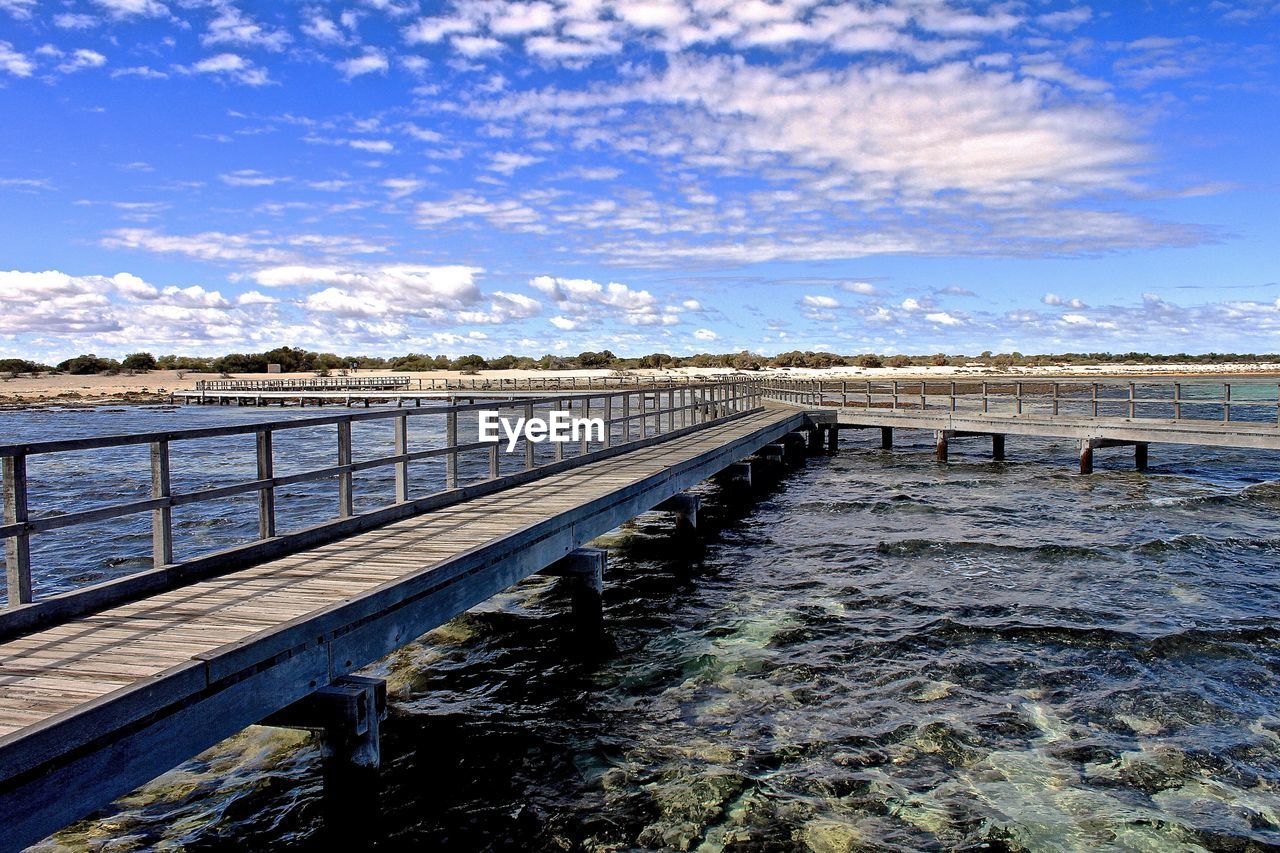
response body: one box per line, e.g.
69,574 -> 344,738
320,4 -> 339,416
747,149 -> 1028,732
3,362 -> 1280,408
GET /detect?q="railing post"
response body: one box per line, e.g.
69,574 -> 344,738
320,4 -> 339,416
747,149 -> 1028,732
1091,383 -> 1098,417
1052,382 -> 1059,416
3,453 -> 32,606
604,395 -> 613,448
555,401 -> 565,461
1224,383 -> 1231,423
623,392 -> 631,442
950,381 -> 957,413
982,381 -> 988,414
393,414 -> 409,502
524,402 -> 536,469
1015,382 -> 1023,416
256,429 -> 277,537
892,380 -> 898,411
580,396 -> 591,453
1128,382 -> 1136,419
446,408 -> 459,486
337,421 -> 354,516
150,440 -> 174,568
920,381 -> 926,412
1175,383 -> 1183,421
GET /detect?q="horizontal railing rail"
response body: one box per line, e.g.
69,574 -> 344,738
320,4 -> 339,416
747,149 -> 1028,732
190,374 -> 743,393
760,378 -> 1280,425
1,381 -> 763,610
194,376 -> 412,392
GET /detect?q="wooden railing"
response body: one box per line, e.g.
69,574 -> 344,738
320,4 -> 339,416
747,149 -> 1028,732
191,374 -> 741,393
761,378 -> 1280,425
195,377 -> 413,392
1,380 -> 762,610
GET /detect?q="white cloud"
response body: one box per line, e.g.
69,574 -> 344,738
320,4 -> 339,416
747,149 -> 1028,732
54,12 -> 100,28
112,65 -> 167,79
452,34 -> 503,57
802,294 -> 840,309
403,15 -> 474,43
488,151 -> 543,175
301,8 -> 347,43
188,53 -> 271,86
349,138 -> 394,153
925,311 -> 962,325
258,263 -> 485,320
839,281 -> 877,295
694,328 -> 718,341
382,177 -> 426,198
531,274 -> 674,327
202,6 -> 291,51
338,49 -> 390,79
1042,292 -> 1088,309
91,0 -> 166,18
220,169 -> 285,187
0,0 -> 36,19
102,228 -> 386,264
0,41 -> 34,77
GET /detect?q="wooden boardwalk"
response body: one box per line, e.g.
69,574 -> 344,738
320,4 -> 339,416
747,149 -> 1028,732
764,378 -> 1280,471
0,403 -> 816,850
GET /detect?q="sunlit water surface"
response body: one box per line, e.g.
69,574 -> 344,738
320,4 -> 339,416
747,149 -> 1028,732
4,404 -> 1280,852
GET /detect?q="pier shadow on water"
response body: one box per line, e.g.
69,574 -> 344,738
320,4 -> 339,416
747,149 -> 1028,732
17,410 -> 1280,852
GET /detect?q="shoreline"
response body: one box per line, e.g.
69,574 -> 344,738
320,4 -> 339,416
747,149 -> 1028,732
3,364 -> 1280,410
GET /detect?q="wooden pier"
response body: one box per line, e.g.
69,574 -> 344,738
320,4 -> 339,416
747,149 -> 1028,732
176,375 -> 741,408
764,378 -> 1280,471
0,380 -> 828,850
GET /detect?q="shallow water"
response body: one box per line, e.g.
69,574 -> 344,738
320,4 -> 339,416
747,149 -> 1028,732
7,406 -> 1280,851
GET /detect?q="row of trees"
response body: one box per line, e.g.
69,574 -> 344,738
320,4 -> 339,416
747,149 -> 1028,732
6,348 -> 1280,377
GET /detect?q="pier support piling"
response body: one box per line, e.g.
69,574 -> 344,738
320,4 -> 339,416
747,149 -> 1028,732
265,674 -> 387,806
727,461 -> 753,488
784,432 -> 809,461
760,444 -> 787,465
1135,442 -> 1149,472
807,427 -> 822,451
657,493 -> 700,535
542,548 -> 606,634
935,430 -> 948,463
1079,439 -> 1095,475
825,425 -> 838,452
881,427 -> 893,450
992,434 -> 1005,462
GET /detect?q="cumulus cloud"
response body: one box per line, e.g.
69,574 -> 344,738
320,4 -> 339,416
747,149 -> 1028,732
0,0 -> 36,19
338,49 -> 390,79
1042,292 -> 1088,309
258,263 -> 485,320
530,274 -> 677,327
102,228 -> 386,264
91,0 -> 167,18
187,53 -> 271,86
0,41 -> 34,77
202,5 -> 291,51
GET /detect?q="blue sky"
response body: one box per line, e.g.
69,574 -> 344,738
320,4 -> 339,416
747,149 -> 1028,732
0,0 -> 1277,360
